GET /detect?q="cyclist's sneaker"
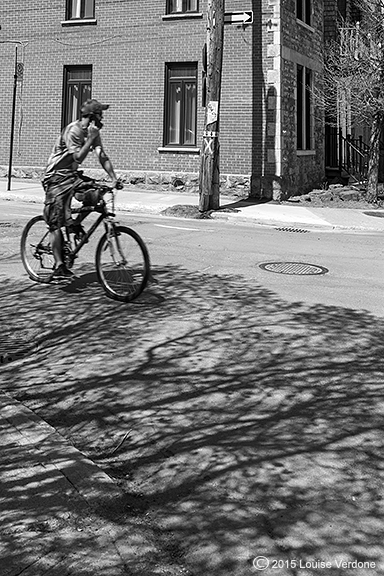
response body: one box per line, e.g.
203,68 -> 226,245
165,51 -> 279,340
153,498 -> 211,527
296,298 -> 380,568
69,222 -> 86,240
52,264 -> 74,279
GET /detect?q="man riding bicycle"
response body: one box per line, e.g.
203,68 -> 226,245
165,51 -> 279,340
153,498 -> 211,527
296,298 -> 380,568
43,98 -> 118,278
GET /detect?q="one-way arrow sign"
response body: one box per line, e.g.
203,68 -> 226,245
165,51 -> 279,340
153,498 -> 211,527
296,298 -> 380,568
224,11 -> 253,24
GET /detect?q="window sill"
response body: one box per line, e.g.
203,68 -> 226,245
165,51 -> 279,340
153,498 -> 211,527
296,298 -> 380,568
158,147 -> 200,154
162,13 -> 203,21
297,149 -> 315,156
61,19 -> 97,26
296,18 -> 314,32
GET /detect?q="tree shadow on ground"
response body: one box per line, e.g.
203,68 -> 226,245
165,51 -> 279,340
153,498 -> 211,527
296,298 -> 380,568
1,265 -> 384,575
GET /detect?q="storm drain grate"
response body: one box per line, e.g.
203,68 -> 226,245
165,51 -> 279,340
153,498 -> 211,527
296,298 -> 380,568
275,226 -> 309,233
259,262 -> 329,275
0,330 -> 40,365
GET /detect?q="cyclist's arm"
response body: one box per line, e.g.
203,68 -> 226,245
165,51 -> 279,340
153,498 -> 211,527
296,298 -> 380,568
65,124 -> 99,165
94,144 -> 118,187
72,138 -> 96,164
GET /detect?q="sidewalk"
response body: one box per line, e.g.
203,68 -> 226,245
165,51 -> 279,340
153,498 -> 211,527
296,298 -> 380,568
0,393 -> 186,576
2,177 -> 384,232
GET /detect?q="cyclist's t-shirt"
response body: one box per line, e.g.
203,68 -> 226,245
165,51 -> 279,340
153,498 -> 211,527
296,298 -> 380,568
45,120 -> 102,177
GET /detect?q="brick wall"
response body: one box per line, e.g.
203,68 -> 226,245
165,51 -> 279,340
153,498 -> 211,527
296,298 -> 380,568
0,0 -> 326,197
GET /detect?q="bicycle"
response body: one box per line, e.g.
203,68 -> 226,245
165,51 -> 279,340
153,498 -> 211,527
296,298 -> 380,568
20,181 -> 150,302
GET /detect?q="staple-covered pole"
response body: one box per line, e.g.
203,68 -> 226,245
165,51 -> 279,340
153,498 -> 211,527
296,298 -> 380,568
199,0 -> 225,211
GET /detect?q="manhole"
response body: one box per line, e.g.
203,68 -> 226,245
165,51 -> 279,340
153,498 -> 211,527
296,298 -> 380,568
259,262 -> 329,275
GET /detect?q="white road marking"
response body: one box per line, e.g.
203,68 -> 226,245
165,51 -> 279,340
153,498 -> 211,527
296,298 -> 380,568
154,224 -> 200,231
7,213 -> 39,217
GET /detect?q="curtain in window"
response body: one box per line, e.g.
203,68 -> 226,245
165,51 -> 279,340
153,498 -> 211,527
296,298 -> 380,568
68,0 -> 94,19
184,83 -> 196,145
168,84 -> 182,144
169,0 -> 198,13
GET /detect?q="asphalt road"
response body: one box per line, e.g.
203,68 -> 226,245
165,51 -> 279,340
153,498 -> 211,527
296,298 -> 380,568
2,199 -> 383,316
1,199 -> 384,575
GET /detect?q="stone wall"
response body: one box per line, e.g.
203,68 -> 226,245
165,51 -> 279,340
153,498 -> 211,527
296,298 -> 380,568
0,166 -> 251,198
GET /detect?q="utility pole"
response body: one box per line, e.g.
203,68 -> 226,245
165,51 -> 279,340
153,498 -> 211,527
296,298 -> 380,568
199,0 -> 225,212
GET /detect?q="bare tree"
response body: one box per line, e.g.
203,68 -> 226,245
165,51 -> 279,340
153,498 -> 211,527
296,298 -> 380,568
319,0 -> 384,202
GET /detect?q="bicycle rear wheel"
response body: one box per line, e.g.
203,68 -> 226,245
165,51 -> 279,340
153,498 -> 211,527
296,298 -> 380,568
20,215 -> 54,283
96,226 -> 150,302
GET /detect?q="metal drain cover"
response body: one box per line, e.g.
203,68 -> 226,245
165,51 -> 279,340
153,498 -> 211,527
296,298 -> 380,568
259,262 -> 329,275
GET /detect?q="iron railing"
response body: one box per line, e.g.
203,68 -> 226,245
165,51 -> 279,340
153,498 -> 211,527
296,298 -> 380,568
325,126 -> 369,181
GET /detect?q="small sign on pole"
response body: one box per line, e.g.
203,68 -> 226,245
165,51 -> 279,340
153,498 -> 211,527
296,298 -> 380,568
16,62 -> 24,81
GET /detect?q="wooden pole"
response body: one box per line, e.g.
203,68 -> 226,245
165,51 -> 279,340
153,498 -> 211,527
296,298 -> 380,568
7,47 -> 18,191
199,0 -> 225,212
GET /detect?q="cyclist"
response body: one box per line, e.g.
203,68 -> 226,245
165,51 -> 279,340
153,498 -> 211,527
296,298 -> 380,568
42,98 -> 118,278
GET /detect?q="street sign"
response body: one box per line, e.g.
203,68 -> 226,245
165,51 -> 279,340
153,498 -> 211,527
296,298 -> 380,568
224,11 -> 253,25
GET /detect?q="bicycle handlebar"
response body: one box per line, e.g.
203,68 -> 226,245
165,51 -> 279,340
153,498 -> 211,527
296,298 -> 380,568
95,180 -> 124,194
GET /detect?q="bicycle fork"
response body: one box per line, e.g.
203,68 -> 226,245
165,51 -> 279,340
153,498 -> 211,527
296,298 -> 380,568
105,221 -> 127,267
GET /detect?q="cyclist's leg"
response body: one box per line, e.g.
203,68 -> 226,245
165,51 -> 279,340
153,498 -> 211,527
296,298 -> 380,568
71,177 -> 99,228
50,229 -> 65,267
44,177 -> 75,271
44,198 -> 65,268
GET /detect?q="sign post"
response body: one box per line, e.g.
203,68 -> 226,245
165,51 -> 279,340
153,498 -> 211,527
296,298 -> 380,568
199,0 -> 225,212
7,47 -> 22,191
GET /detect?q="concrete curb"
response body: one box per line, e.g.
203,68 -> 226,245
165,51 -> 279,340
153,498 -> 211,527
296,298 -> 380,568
0,393 -> 121,504
0,393 -> 186,576
209,210 -> 384,232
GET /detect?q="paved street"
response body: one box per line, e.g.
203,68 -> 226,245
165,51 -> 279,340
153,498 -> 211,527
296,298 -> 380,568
1,198 -> 384,575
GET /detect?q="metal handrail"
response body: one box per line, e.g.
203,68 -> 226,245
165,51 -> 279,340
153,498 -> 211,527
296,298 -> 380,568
325,126 -> 384,182
339,132 -> 369,180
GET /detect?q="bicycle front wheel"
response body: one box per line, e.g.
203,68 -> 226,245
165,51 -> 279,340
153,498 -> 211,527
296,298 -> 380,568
96,226 -> 150,302
20,215 -> 54,283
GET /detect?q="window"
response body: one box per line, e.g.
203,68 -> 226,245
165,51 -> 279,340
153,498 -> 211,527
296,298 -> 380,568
296,65 -> 312,150
167,0 -> 198,14
164,64 -> 197,147
62,66 -> 92,128
296,0 -> 311,26
66,0 -> 95,20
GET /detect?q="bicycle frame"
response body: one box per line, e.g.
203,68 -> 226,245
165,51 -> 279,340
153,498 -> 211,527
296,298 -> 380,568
65,196 -> 116,265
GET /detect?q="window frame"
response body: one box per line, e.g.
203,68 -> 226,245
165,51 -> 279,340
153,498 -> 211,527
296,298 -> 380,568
296,64 -> 313,151
166,0 -> 199,15
62,65 -> 92,129
163,62 -> 198,149
296,0 -> 312,27
66,0 -> 95,21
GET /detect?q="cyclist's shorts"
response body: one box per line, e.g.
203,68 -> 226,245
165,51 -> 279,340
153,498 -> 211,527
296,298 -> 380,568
43,171 -> 77,232
42,171 -> 101,231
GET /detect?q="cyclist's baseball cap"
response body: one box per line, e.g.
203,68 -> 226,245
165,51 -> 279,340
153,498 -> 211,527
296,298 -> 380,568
81,99 -> 109,116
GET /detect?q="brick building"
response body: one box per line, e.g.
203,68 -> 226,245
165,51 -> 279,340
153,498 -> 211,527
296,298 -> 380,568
0,0 -> 326,198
